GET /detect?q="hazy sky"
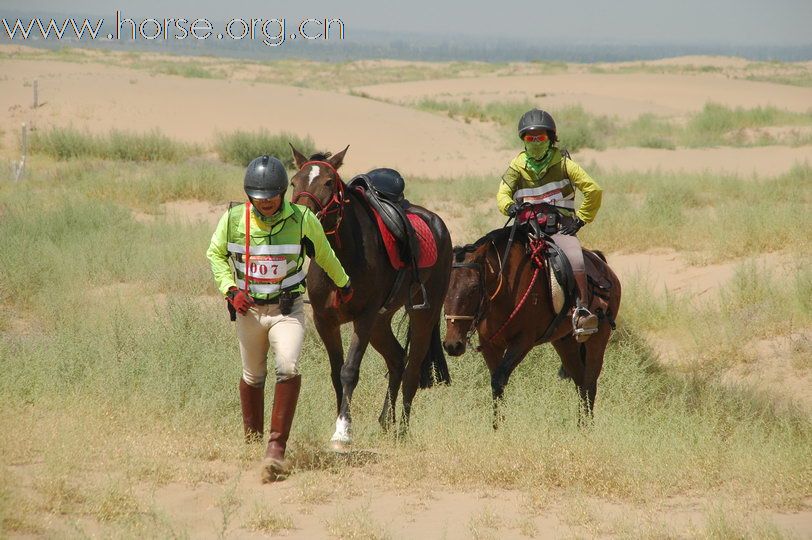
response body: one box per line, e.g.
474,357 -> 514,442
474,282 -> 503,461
3,0 -> 811,45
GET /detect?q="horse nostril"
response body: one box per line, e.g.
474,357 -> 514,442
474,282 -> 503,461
443,341 -> 464,356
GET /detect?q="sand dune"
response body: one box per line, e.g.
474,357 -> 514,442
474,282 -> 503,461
3,57 -> 811,178
1,59 -> 510,178
355,73 -> 812,116
575,145 -> 812,177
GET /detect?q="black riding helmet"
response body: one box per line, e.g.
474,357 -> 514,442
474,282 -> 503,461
367,168 -> 405,202
244,155 -> 288,199
518,109 -> 558,142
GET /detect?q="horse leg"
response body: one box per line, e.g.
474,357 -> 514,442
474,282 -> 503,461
398,310 -> 439,435
368,316 -> 405,432
330,312 -> 376,451
552,334 -> 605,425
490,341 -> 532,429
579,331 -> 609,421
476,341 -> 505,429
313,315 -> 344,415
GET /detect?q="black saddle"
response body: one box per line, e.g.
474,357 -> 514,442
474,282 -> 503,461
349,171 -> 429,310
349,173 -> 420,265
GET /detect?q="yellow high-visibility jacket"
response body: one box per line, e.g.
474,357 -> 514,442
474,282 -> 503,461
497,148 -> 602,223
207,200 -> 349,300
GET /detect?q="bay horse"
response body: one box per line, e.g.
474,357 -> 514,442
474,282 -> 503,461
442,223 -> 621,426
289,145 -> 453,449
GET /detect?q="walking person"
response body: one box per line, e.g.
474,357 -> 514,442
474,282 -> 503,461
207,155 -> 353,482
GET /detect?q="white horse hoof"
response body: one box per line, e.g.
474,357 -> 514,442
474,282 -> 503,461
329,439 -> 352,453
330,417 -> 352,453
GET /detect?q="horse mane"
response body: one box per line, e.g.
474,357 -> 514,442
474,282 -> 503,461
452,228 -> 509,262
308,151 -> 333,161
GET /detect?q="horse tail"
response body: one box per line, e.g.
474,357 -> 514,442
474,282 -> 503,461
419,322 -> 451,388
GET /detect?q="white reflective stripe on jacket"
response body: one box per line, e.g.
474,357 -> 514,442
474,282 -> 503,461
236,269 -> 306,295
227,242 -> 302,256
513,179 -> 576,209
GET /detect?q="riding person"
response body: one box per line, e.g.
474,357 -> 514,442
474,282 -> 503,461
497,109 -> 604,341
207,155 -> 353,482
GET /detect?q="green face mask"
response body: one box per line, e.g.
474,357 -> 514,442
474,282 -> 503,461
524,140 -> 551,160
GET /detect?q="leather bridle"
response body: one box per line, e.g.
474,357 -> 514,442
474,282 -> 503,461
292,160 -> 347,238
444,242 -> 503,347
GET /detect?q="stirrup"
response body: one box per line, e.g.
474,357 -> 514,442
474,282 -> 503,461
409,282 -> 430,311
572,307 -> 598,338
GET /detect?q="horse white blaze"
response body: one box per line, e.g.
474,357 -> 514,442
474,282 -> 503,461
308,165 -> 320,186
330,416 -> 351,443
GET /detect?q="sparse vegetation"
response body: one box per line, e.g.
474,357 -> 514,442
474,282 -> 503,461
326,505 -> 390,540
29,127 -> 200,161
406,164 -> 812,258
215,130 -> 316,168
0,153 -> 809,537
411,100 -> 812,150
244,504 -> 295,533
138,60 -> 221,79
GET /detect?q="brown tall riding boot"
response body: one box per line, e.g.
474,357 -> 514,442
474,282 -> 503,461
239,378 -> 264,443
261,375 -> 301,483
572,271 -> 599,343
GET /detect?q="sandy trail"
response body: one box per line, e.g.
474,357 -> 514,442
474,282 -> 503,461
607,249 -> 796,301
8,459 -> 811,539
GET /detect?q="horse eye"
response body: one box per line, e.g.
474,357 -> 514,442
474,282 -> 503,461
325,178 -> 333,186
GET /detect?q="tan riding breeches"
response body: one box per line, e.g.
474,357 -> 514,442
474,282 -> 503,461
551,233 -> 585,274
236,297 -> 306,387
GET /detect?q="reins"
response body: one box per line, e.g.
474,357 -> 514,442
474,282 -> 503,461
487,237 -> 545,343
447,231 -> 552,347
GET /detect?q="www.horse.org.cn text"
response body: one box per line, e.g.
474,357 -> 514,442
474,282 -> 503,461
1,11 -> 346,47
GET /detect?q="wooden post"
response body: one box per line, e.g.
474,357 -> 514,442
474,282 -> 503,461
14,123 -> 27,182
32,80 -> 38,109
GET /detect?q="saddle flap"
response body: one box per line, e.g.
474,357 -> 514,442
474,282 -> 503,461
350,176 -> 417,260
544,242 -> 576,313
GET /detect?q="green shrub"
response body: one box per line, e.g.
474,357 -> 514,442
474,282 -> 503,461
29,127 -> 197,161
214,130 -> 316,168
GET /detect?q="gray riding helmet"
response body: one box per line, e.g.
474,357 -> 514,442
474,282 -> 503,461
518,109 -> 557,142
244,155 -> 288,199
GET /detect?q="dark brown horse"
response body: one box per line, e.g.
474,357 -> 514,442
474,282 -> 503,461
289,145 -> 452,449
442,227 -> 621,426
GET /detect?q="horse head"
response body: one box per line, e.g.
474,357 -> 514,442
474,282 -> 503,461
442,241 -> 493,356
289,144 -> 349,219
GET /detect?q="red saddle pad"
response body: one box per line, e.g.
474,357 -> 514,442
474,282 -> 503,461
371,209 -> 438,269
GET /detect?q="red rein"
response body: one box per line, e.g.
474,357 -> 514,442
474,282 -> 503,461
487,238 -> 546,343
292,160 -> 347,244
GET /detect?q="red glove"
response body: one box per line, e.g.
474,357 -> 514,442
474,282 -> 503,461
339,283 -> 354,304
226,287 -> 254,315
330,281 -> 354,308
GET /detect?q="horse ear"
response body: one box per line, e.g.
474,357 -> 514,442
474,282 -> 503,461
328,145 -> 350,170
289,143 -> 308,169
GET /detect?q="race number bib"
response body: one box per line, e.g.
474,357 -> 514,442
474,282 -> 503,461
246,255 -> 286,284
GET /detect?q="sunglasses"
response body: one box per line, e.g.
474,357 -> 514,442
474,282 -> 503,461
251,195 -> 282,203
523,133 -> 549,142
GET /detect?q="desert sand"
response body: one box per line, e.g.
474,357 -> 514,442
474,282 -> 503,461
354,72 -> 812,115
2,51 -> 811,178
